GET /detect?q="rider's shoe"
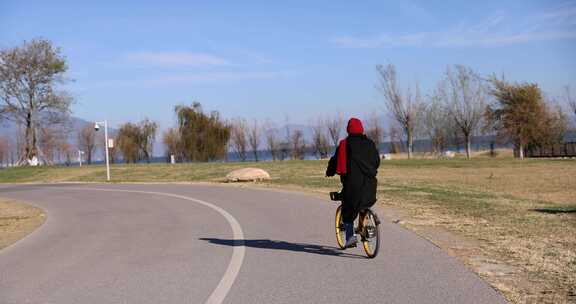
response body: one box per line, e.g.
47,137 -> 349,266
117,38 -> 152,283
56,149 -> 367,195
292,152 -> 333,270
344,236 -> 358,248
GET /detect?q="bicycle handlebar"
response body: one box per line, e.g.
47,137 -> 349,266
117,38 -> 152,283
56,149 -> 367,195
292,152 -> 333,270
329,191 -> 343,201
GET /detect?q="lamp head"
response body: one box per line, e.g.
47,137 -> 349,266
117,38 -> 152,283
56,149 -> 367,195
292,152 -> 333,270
94,123 -> 100,131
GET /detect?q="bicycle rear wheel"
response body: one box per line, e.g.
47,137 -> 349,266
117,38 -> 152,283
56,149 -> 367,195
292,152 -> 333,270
335,205 -> 346,249
361,209 -> 380,258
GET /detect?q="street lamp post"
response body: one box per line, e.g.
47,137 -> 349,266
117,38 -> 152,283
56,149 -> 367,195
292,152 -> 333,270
94,120 -> 111,181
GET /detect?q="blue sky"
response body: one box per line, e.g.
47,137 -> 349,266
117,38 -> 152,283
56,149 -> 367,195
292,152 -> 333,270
1,0 -> 575,129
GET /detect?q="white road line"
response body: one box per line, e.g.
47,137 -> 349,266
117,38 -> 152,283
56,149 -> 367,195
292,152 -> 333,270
52,187 -> 245,304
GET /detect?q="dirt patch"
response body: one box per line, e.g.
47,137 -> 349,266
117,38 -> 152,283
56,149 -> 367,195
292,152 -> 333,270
0,198 -> 45,250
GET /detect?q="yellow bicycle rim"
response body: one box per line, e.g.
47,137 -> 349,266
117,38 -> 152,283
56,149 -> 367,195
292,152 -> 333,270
335,205 -> 346,249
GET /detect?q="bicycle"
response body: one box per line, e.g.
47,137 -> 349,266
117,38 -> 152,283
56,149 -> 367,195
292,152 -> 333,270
330,191 -> 381,258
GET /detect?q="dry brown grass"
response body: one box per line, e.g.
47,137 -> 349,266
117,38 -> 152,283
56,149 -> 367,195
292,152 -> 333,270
376,160 -> 576,303
379,160 -> 575,205
0,198 -> 45,250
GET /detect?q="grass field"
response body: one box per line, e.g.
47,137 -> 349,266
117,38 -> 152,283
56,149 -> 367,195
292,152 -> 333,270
1,157 -> 574,303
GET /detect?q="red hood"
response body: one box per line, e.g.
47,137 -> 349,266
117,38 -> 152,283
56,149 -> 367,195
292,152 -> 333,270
346,118 -> 364,135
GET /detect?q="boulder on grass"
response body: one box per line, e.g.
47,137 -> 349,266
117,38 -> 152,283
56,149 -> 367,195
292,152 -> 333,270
443,151 -> 456,159
226,168 -> 271,182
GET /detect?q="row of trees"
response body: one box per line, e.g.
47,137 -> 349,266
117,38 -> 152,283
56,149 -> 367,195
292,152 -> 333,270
224,113 -> 388,162
2,39 -> 575,165
378,64 -> 572,160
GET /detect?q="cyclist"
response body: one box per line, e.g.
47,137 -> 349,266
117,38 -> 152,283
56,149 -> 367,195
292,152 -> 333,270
326,118 -> 380,248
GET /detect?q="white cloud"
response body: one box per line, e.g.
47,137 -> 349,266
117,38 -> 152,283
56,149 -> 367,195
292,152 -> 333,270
332,5 -> 576,48
88,71 -> 280,88
124,51 -> 228,66
145,72 -> 279,84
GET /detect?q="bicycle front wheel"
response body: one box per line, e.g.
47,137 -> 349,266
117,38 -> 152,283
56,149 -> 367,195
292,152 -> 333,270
361,210 -> 380,258
335,205 -> 346,249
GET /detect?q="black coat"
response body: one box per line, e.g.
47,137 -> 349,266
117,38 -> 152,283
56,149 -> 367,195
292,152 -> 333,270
326,134 -> 380,222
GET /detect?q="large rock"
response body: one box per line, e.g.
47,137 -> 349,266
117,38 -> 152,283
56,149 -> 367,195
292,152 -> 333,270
443,151 -> 456,159
226,168 -> 271,182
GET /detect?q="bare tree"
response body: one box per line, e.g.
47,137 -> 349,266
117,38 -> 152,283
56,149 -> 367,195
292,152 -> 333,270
264,122 -> 280,161
326,114 -> 343,148
423,94 -> 451,155
0,39 -> 72,165
78,124 -> 97,164
57,141 -> 73,166
291,130 -> 306,160
278,123 -> 292,160
0,136 -> 8,167
39,127 -> 58,164
311,120 -> 330,159
388,126 -> 402,154
376,64 -> 422,159
365,113 -> 383,153
565,86 -> 576,118
247,120 -> 260,161
440,65 -> 487,159
230,119 -> 248,161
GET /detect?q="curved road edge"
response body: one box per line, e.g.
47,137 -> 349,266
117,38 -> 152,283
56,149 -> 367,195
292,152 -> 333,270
0,196 -> 46,251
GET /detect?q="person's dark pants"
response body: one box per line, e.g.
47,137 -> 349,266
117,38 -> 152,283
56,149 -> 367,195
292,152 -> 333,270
344,221 -> 354,241
342,200 -> 359,242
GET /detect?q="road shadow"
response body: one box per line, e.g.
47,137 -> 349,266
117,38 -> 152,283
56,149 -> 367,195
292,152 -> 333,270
531,207 -> 576,214
199,238 -> 365,259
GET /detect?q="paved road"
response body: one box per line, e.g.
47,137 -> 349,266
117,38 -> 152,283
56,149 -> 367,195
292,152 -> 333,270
0,184 -> 507,304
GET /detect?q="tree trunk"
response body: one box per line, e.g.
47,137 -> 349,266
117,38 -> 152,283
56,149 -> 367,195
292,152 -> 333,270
21,112 -> 38,164
465,133 -> 471,160
407,129 -> 413,159
253,151 -> 258,162
518,143 -> 524,160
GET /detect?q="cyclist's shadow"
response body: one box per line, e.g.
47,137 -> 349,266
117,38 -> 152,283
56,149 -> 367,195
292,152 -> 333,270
199,238 -> 365,259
